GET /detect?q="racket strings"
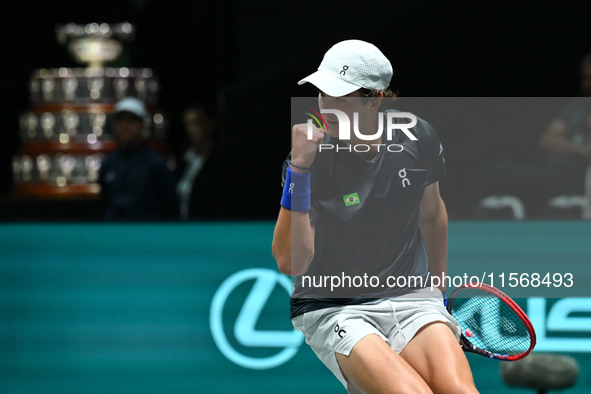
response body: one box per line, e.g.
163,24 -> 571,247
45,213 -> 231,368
458,306 -> 529,355
451,289 -> 531,356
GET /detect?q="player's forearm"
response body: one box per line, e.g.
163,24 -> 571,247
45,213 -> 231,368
272,208 -> 315,276
541,136 -> 588,156
539,124 -> 589,157
420,203 -> 448,290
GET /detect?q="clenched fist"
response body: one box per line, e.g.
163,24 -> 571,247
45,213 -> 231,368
291,123 -> 324,170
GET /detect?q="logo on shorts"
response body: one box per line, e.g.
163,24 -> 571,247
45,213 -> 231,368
343,192 -> 360,207
334,324 -> 347,338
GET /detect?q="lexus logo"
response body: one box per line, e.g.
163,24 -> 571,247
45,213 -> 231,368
209,268 -> 304,369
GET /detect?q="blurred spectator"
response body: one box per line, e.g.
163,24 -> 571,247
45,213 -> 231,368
176,104 -> 220,220
99,97 -> 180,221
453,54 -> 591,218
538,55 -> 591,174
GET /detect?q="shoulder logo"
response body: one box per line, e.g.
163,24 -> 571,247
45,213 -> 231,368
343,192 -> 360,206
398,168 -> 410,188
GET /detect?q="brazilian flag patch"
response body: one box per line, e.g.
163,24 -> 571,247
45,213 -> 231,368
343,192 -> 360,207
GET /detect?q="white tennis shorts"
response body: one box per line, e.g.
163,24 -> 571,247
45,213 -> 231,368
291,288 -> 460,389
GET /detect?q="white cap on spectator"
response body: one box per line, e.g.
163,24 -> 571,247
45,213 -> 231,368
114,97 -> 147,119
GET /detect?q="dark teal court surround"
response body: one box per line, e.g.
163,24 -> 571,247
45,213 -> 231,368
0,222 -> 590,393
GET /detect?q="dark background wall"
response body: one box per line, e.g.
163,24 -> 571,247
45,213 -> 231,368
2,0 -> 591,220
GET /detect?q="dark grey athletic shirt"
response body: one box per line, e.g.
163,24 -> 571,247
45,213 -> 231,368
283,112 -> 446,318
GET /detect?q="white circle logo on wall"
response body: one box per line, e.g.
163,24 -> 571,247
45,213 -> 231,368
209,268 -> 304,369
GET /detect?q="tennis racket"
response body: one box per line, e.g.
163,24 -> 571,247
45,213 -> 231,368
446,282 -> 536,361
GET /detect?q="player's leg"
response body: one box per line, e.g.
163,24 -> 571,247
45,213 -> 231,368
400,322 -> 478,394
336,333 -> 433,394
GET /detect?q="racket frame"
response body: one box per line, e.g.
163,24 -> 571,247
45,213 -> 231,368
446,282 -> 536,361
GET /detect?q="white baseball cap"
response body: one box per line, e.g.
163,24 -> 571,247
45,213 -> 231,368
114,97 -> 147,119
298,39 -> 393,97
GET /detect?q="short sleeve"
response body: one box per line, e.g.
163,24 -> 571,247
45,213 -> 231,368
417,119 -> 447,185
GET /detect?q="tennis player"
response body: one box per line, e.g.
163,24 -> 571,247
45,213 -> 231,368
272,40 -> 478,393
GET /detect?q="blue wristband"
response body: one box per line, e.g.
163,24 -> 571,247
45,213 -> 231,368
442,290 -> 448,307
281,167 -> 311,211
288,161 -> 310,172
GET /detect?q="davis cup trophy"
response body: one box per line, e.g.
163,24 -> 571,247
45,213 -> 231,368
12,22 -> 168,197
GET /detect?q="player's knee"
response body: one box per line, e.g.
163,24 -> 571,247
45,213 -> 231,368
442,381 -> 478,394
387,377 -> 433,394
405,382 -> 433,394
349,381 -> 432,394
346,372 -> 433,394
